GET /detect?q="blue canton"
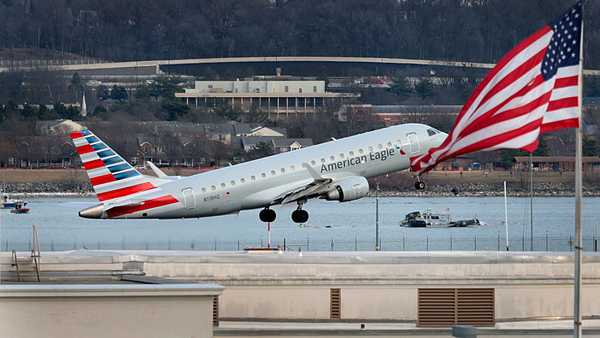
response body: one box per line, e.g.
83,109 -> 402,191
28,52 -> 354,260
541,1 -> 582,81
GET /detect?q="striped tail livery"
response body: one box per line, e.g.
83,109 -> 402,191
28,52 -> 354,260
70,129 -> 179,218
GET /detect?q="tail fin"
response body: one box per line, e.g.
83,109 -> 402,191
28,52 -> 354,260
70,129 -> 159,203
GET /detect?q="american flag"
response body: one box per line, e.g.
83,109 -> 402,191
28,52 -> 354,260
411,2 -> 582,174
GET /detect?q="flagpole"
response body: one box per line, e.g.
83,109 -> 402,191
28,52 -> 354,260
574,2 -> 584,337
529,152 -> 534,251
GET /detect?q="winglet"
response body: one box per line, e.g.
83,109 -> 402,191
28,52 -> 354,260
303,163 -> 324,181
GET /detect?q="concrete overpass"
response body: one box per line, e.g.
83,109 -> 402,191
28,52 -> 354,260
2,56 -> 600,76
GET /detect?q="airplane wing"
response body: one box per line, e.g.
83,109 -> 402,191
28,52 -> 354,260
277,163 -> 333,204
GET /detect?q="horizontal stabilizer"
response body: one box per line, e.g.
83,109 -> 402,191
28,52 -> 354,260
146,161 -> 169,179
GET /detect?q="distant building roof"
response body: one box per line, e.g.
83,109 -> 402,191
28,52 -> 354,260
272,137 -> 313,148
36,119 -> 85,135
240,136 -> 313,151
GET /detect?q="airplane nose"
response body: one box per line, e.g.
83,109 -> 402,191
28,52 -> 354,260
433,132 -> 448,148
79,204 -> 104,219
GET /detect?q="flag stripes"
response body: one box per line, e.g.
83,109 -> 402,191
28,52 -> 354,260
411,2 -> 582,174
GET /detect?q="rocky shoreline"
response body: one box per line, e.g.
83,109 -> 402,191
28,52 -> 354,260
2,181 -> 599,198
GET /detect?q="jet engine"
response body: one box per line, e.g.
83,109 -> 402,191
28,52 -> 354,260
324,176 -> 370,202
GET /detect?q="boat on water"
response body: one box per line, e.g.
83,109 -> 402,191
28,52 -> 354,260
9,201 -> 30,214
2,195 -> 26,209
399,209 -> 480,228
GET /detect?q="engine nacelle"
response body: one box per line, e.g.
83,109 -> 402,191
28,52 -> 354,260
324,176 -> 370,202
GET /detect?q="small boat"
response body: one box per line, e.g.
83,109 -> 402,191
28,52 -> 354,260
2,195 -> 26,209
400,209 -> 480,228
10,202 -> 30,214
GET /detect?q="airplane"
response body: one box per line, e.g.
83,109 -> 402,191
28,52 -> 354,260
70,123 -> 446,221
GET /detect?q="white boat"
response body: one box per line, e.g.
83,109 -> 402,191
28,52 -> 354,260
1,195 -> 26,209
400,209 -> 480,228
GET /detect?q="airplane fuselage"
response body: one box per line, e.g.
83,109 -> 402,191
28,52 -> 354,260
76,123 -> 446,219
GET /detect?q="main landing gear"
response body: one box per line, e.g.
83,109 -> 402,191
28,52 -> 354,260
414,177 -> 426,190
258,203 -> 309,224
259,207 -> 276,223
291,200 -> 309,223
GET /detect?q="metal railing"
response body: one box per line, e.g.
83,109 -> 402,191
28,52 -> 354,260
2,234 -> 599,253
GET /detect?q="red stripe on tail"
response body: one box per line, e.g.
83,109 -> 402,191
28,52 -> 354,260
83,159 -> 105,170
97,182 -> 155,202
90,174 -> 116,186
76,144 -> 95,155
70,131 -> 84,139
106,195 -> 178,218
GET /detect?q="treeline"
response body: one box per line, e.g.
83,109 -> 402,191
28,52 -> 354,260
2,0 -> 600,67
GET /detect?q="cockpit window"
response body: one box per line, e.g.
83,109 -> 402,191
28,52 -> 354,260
427,128 -> 440,136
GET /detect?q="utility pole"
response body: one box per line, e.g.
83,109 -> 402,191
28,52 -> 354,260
375,182 -> 380,251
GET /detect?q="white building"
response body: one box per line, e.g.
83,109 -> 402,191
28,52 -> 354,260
175,79 -> 359,119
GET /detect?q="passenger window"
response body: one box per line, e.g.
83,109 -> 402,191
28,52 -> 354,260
201,187 -> 206,192
261,173 -> 266,178
290,165 -> 296,170
368,146 -> 373,152
270,170 -> 276,175
349,151 -> 354,156
310,160 -> 316,166
251,175 -> 256,180
280,168 -> 285,173
339,153 -> 345,159
241,178 -> 246,183
330,155 -> 335,161
230,180 -> 235,186
220,183 -> 226,188
387,142 -> 393,148
378,144 -> 383,149
358,149 -> 364,154
321,158 -> 326,163
211,185 -> 216,191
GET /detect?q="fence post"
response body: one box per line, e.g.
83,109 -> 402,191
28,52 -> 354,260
522,232 -> 525,251
545,232 -> 549,252
306,237 -> 310,251
284,238 -> 287,251
426,234 -> 429,251
450,234 -> 453,251
403,233 -> 406,251
474,235 -> 477,251
50,240 -> 55,251
237,240 -> 240,251
354,235 -> 358,251
569,235 -> 573,251
331,239 -> 334,251
497,232 -> 500,251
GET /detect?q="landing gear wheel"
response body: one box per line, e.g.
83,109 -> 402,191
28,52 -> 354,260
291,209 -> 309,223
259,208 -> 276,223
415,181 -> 426,190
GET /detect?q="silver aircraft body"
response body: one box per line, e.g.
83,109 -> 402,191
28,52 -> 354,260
71,123 -> 446,222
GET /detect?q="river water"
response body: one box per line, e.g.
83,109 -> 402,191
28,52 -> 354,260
1,197 -> 599,252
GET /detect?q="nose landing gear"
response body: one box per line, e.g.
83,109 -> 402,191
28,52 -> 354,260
414,177 -> 426,190
259,207 -> 276,223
